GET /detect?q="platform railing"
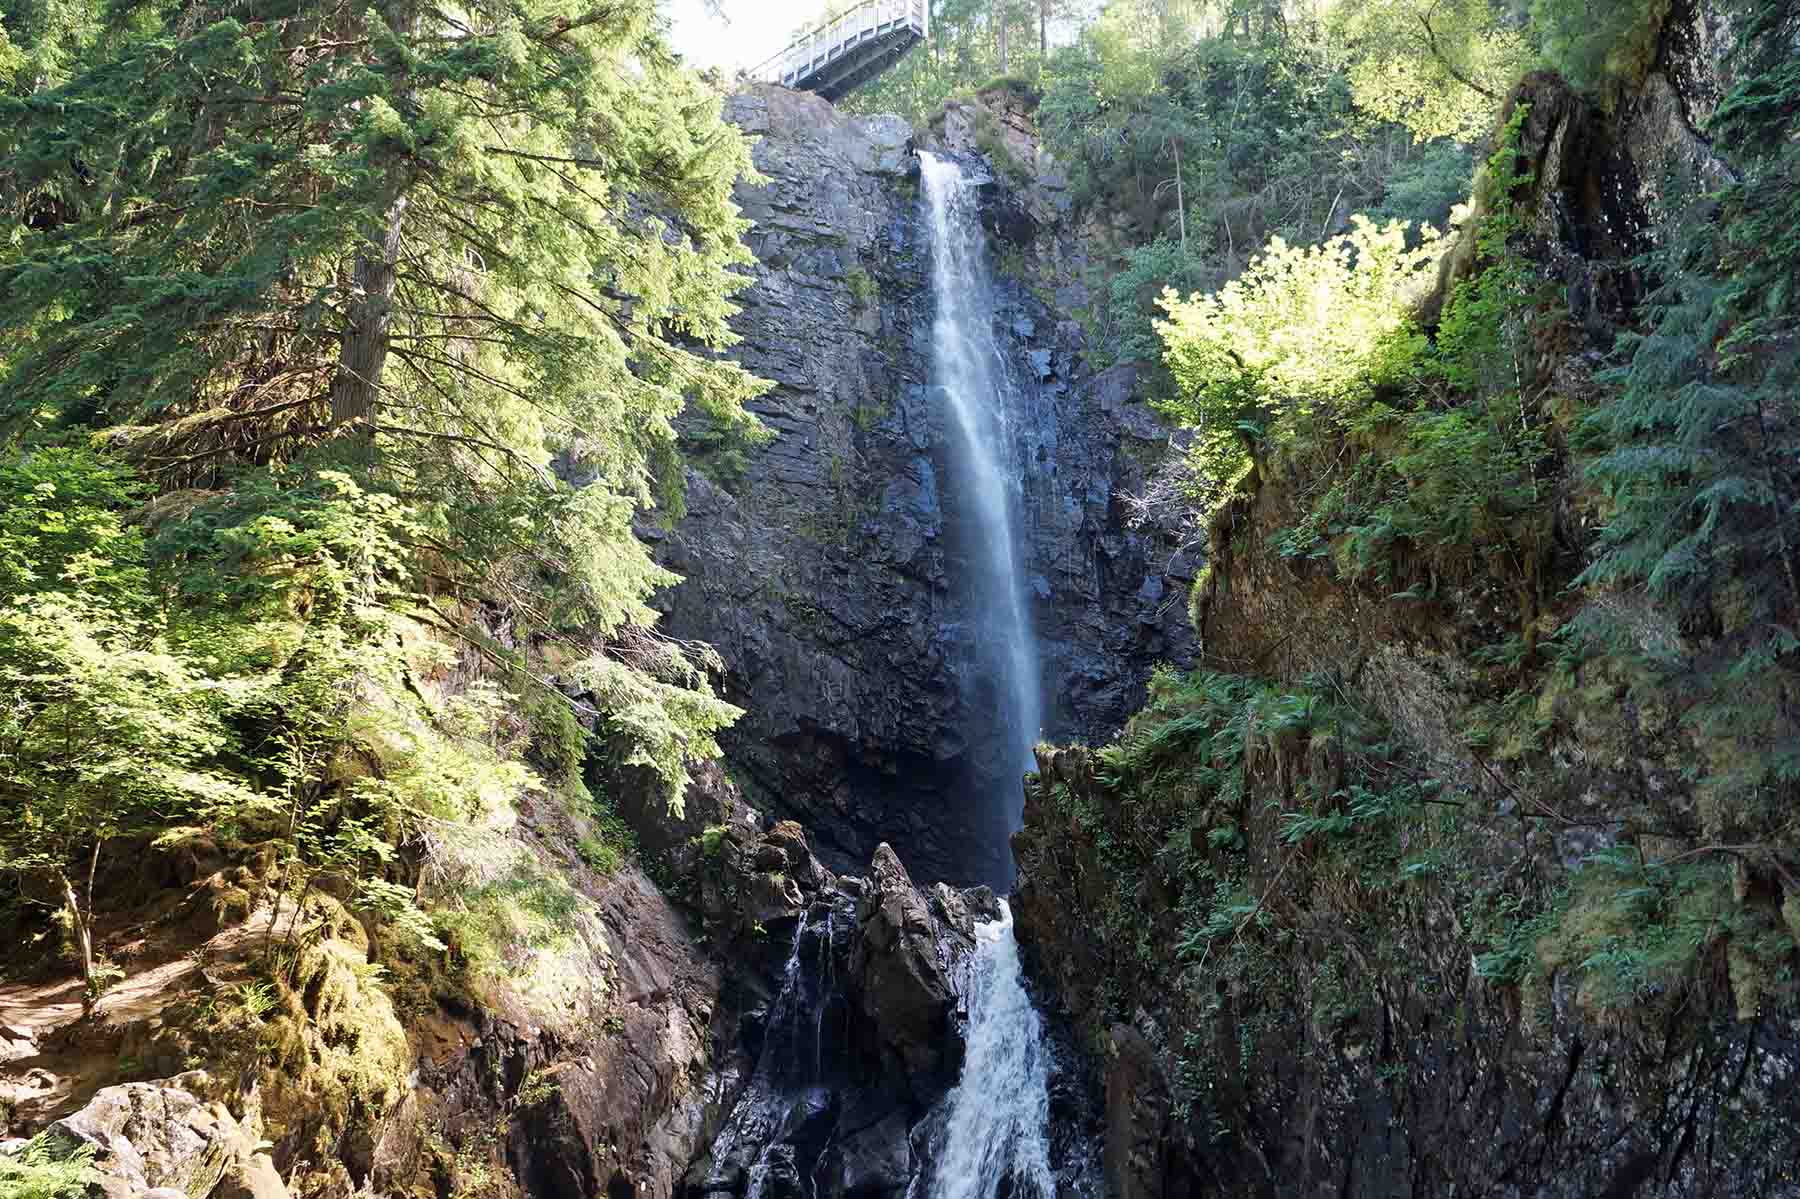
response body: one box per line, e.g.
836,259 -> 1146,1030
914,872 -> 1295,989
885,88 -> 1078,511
749,0 -> 928,91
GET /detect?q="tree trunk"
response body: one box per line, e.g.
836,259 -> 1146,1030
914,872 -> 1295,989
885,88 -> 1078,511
1173,138 -> 1186,253
329,191 -> 408,429
61,872 -> 95,1012
1039,0 -> 1048,58
996,2 -> 1008,73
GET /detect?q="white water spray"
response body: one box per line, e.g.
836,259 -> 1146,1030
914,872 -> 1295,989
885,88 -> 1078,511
920,152 -> 1042,821
927,904 -> 1056,1199
919,152 -> 1065,1199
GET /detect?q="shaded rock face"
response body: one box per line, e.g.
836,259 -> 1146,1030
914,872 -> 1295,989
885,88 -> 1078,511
1014,748 -> 1800,1199
386,860 -> 729,1199
851,844 -> 963,1092
652,84 -> 1195,887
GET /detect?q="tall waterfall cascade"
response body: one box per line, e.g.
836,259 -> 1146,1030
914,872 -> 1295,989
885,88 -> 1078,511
919,152 -> 1066,1199
920,151 -> 1043,844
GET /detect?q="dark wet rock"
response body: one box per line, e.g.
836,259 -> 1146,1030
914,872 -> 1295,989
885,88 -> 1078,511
650,83 -> 1197,888
852,845 -> 960,1093
821,1110 -> 912,1198
679,837 -> 995,1199
1016,744 -> 1800,1198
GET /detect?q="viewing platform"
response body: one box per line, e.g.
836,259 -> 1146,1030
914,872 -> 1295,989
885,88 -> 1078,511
749,0 -> 929,102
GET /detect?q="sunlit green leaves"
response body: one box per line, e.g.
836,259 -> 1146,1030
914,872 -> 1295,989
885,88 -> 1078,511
1155,216 -> 1444,504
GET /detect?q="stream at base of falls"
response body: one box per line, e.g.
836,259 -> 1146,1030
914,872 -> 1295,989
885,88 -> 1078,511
919,905 -> 1057,1199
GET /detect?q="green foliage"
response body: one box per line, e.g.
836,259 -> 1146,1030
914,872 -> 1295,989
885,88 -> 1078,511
845,267 -> 877,309
0,0 -> 764,816
0,1134 -> 96,1199
1035,664 -> 1475,1118
0,448 -> 148,607
1570,1 -> 1800,845
1530,0 -> 1668,95
0,0 -> 765,1014
1095,237 -> 1216,370
1164,111 -> 1555,590
0,446 -> 261,994
576,785 -> 636,877
1041,33 -> 1362,234
0,15 -> 762,1031
839,0 -> 1086,125
1331,0 -> 1530,141
1157,216 -> 1444,505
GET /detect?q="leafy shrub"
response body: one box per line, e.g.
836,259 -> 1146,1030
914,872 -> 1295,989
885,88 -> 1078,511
1156,216 -> 1444,505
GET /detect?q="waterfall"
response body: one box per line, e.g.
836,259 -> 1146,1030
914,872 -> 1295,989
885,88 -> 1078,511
920,151 -> 1043,852
918,153 -> 1069,1199
926,903 -> 1056,1199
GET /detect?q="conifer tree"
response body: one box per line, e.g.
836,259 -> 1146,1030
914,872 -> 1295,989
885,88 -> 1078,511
1,0 -> 767,803
1575,0 -> 1800,855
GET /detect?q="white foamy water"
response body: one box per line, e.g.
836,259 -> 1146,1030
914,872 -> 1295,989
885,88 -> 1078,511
927,904 -> 1056,1199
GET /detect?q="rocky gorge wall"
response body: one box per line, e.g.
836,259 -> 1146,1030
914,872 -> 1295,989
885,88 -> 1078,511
649,85 -> 1196,886
1009,5 -> 1800,1196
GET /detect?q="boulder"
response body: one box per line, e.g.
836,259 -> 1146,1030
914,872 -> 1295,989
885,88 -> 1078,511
47,1073 -> 287,1199
823,1111 -> 912,1198
851,845 -> 958,1090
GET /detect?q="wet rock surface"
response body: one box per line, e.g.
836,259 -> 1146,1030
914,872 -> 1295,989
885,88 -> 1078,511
666,802 -> 1103,1199
651,83 -> 1196,887
678,821 -> 981,1199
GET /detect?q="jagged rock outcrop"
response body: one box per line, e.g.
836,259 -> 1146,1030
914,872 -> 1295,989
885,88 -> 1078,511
852,845 -> 961,1092
679,820 -> 997,1199
651,83 -> 1196,886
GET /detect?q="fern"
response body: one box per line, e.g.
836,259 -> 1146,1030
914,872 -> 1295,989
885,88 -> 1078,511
1570,4 -> 1800,845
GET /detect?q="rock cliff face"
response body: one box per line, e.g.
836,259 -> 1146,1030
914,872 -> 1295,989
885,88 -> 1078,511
1016,739 -> 1800,1199
1011,8 -> 1800,1197
651,85 -> 1195,886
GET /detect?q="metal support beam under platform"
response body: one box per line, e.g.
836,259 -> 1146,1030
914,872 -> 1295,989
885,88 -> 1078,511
750,0 -> 928,103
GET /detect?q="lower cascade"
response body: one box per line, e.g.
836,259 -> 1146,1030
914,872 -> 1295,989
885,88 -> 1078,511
925,905 -> 1056,1199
